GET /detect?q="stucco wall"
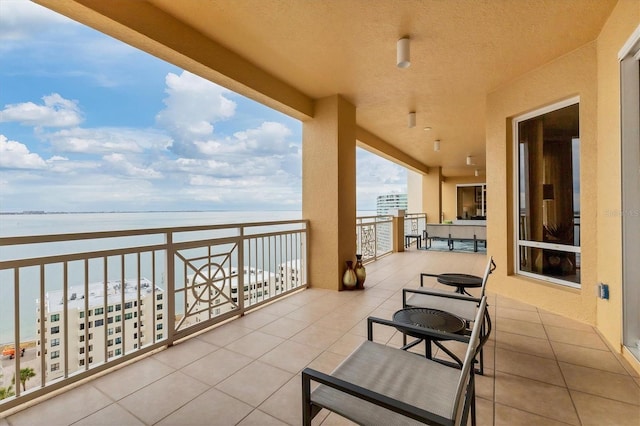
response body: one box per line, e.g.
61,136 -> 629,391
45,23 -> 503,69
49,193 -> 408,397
486,42 -> 598,324
595,0 -> 640,350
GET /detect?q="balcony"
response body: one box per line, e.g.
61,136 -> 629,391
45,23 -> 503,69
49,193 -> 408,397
2,250 -> 638,425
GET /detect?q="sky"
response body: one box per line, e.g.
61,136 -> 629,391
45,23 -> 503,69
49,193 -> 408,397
0,0 -> 407,213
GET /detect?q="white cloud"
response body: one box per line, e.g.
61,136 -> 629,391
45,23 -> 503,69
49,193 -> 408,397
0,134 -> 47,169
103,153 -> 162,179
46,126 -> 171,154
0,0 -> 77,43
0,93 -> 82,127
156,71 -> 236,156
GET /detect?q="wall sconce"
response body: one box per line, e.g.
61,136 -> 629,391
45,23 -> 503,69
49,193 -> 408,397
466,155 -> 473,166
408,111 -> 416,128
433,139 -> 441,152
397,37 -> 410,68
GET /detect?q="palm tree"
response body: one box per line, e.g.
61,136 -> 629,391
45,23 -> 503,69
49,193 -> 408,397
19,367 -> 36,392
0,373 -> 15,400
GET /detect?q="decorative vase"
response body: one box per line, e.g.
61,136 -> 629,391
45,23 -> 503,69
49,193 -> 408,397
342,261 -> 357,290
354,254 -> 366,289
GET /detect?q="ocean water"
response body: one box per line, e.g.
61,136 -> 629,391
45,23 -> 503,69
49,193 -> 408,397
0,210 -> 376,344
0,211 -> 305,344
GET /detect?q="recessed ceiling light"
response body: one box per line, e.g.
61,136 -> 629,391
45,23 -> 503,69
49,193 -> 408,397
423,127 -> 432,131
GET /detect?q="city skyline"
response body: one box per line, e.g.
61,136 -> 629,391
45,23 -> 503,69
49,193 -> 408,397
0,0 -> 407,213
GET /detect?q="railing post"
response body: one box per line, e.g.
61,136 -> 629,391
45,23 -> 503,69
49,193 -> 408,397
392,210 -> 405,253
238,226 -> 245,316
166,231 -> 175,347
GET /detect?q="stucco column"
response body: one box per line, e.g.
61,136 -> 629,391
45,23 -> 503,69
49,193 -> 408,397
302,95 -> 356,290
423,167 -> 443,223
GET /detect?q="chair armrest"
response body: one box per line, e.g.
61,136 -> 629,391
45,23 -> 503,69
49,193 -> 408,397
419,273 -> 440,287
366,316 -> 470,344
302,367 -> 446,425
403,287 -> 483,305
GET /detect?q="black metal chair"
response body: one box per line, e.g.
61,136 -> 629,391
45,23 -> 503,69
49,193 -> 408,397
403,256 -> 495,374
302,297 -> 488,426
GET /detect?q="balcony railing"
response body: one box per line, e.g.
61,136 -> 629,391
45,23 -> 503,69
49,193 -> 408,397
404,213 -> 427,240
355,215 -> 393,263
0,220 -> 308,410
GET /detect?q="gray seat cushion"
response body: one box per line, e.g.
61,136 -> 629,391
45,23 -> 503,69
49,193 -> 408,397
311,340 -> 461,425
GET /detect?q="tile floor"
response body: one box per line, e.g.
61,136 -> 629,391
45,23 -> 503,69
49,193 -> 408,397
1,250 -> 639,425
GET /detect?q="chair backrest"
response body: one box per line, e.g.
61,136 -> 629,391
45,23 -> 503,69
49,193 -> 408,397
451,296 -> 487,425
480,256 -> 496,297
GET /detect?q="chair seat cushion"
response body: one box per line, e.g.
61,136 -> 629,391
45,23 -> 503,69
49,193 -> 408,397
406,292 -> 478,321
311,340 -> 461,425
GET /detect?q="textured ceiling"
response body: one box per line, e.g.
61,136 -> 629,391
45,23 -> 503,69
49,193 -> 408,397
39,0 -> 618,177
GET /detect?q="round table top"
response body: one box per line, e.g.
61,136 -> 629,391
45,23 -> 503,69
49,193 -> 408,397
393,307 -> 465,335
436,273 -> 483,288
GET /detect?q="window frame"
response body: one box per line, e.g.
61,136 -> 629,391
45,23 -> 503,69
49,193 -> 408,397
512,96 -> 581,288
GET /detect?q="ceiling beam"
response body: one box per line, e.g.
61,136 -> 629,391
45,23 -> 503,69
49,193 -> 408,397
356,127 -> 429,175
35,0 -> 314,121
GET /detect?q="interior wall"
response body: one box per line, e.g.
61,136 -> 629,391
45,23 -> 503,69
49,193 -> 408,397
442,176 -> 486,222
595,0 -> 640,351
486,41 -> 598,324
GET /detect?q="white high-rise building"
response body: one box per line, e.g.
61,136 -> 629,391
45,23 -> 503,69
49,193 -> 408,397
36,278 -> 164,381
376,193 -> 408,215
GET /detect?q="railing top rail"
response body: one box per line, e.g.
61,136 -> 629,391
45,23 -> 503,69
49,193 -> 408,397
0,219 -> 309,247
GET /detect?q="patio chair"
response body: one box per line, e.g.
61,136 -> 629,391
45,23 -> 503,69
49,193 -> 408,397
403,256 -> 495,374
302,297 -> 488,426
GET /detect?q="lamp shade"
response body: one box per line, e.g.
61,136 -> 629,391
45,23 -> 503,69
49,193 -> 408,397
397,37 -> 410,68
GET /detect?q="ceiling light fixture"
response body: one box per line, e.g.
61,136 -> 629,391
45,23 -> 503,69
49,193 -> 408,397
466,155 -> 473,166
397,37 -> 410,68
408,111 -> 416,128
474,169 -> 479,177
423,127 -> 432,131
434,139 -> 441,152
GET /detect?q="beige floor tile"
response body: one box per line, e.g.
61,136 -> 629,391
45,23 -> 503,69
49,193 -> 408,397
496,317 -> 547,339
233,310 -> 281,330
259,340 -> 324,374
559,362 -> 640,405
494,403 -> 573,426
495,347 -> 565,386
544,324 -> 608,350
156,388 -> 253,426
6,385 -> 112,426
180,347 -> 253,386
474,396 -> 494,426
257,299 -> 302,317
117,371 -> 209,424
475,369 -> 495,401
152,336 -> 218,369
305,351 -> 347,374
571,390 -> 640,426
289,324 -> 344,349
0,419 -> 8,426
259,375 -> 303,425
349,318 -> 397,343
539,311 -> 595,332
224,330 -> 285,359
326,333 -> 366,356
92,356 -> 175,401
495,330 -> 555,359
314,313 -> 362,333
496,296 -> 538,312
197,322 -> 254,347
496,306 -> 542,323
285,305 -> 332,323
320,412 -> 359,425
73,403 -> 144,426
551,340 -> 628,374
259,316 -> 311,339
237,409 -> 289,426
215,360 -> 293,407
494,371 -> 579,425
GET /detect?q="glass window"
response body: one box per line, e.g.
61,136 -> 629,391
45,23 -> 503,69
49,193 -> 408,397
51,314 -> 60,322
515,99 -> 581,287
94,308 -> 104,315
125,302 -> 133,309
51,363 -> 59,372
51,338 -> 60,347
94,319 -> 104,327
51,350 -> 60,359
51,326 -> 60,334
115,337 -> 122,344
115,348 -> 121,356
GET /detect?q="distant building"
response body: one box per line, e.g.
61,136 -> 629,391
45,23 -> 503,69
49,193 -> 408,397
376,193 -> 408,215
36,278 -> 164,381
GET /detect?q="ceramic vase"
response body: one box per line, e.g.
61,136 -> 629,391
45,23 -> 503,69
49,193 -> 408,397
354,254 -> 366,289
342,260 -> 357,290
